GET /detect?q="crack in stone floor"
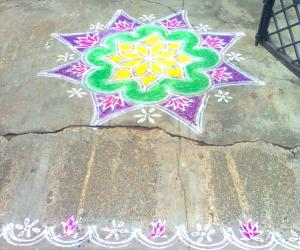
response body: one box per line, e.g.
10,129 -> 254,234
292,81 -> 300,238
0,0 -> 299,248
2,125 -> 299,153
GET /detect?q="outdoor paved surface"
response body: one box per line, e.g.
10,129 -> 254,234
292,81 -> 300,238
0,0 -> 300,249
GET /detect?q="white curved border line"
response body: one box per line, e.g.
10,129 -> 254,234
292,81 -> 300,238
1,223 -> 300,249
38,9 -> 264,136
177,225 -> 230,250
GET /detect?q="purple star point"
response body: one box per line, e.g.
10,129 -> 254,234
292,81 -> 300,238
39,10 -> 262,134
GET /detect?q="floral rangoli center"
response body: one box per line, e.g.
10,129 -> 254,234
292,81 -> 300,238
105,34 -> 194,90
39,10 -> 262,134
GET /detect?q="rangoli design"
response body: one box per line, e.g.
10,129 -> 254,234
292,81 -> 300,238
39,10 -> 262,133
1,217 -> 300,249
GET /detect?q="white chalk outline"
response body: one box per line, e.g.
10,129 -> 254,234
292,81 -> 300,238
1,221 -> 300,249
38,10 -> 264,135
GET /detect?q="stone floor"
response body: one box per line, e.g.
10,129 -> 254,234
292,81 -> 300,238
0,0 -> 300,249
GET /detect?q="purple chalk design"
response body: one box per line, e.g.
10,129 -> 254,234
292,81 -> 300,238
155,11 -> 190,30
208,61 -> 260,87
52,11 -> 143,56
94,10 -> 143,40
159,94 -> 207,132
91,93 -> 136,125
52,32 -> 101,54
38,59 -> 89,84
201,33 -> 242,52
39,10 -> 262,134
107,11 -> 142,32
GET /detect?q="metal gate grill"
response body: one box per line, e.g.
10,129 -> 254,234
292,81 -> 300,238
256,0 -> 300,78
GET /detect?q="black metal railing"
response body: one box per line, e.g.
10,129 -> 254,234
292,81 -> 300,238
255,0 -> 300,78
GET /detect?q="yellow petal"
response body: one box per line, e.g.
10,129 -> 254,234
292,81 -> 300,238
166,66 -> 185,78
135,44 -> 148,56
142,35 -> 163,46
118,42 -> 134,52
156,59 -> 179,67
166,41 -> 182,51
139,73 -> 159,87
106,54 -> 124,64
149,42 -> 164,56
111,68 -> 132,81
119,51 -> 142,59
120,59 -> 143,67
155,50 -> 177,59
150,62 -> 163,75
134,62 -> 148,77
176,53 -> 193,64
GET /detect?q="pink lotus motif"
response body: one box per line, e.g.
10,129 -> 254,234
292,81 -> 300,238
164,96 -> 193,111
240,220 -> 260,240
58,216 -> 78,239
148,219 -> 167,239
98,95 -> 124,111
203,36 -> 226,49
39,10 -> 261,137
112,21 -> 135,31
162,18 -> 185,29
75,33 -> 99,48
211,67 -> 232,83
67,63 -> 87,78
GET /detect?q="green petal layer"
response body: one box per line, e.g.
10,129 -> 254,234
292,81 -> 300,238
83,25 -> 221,104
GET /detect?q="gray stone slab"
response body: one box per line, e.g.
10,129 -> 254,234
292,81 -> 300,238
0,0 -> 299,148
0,0 -> 300,249
0,128 -> 298,229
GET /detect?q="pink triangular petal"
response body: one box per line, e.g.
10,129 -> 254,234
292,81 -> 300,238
200,33 -> 243,52
52,32 -> 100,54
91,93 -> 138,126
106,10 -> 142,33
243,232 -> 251,239
159,94 -> 207,134
38,59 -> 89,84
208,61 -> 262,87
156,11 -> 190,30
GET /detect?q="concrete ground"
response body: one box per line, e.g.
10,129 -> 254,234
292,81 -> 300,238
0,0 -> 300,249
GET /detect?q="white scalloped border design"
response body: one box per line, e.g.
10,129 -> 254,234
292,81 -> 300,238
1,221 -> 300,249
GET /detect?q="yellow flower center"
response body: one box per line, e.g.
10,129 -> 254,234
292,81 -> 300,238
104,34 -> 195,90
